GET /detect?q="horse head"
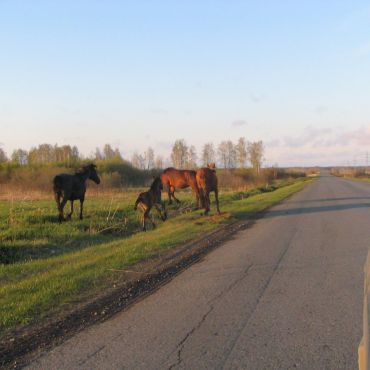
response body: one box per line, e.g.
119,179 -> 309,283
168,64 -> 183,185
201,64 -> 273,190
85,164 -> 101,184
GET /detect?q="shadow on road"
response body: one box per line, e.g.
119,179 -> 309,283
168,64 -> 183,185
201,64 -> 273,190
265,203 -> 370,218
288,197 -> 370,204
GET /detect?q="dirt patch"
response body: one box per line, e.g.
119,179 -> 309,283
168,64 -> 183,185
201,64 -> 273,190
0,214 -> 259,369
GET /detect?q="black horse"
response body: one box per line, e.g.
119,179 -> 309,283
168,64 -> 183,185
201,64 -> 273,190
134,177 -> 167,231
53,164 -> 100,222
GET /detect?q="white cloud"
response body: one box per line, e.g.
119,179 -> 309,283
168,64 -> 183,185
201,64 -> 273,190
231,120 -> 248,128
283,126 -> 332,148
266,124 -> 370,166
250,93 -> 264,103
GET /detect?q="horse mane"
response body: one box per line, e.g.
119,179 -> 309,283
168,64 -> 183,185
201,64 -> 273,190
150,177 -> 162,190
75,164 -> 96,175
75,166 -> 88,175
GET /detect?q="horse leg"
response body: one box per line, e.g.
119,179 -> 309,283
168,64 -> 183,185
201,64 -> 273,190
144,209 -> 155,230
59,196 -> 68,222
67,200 -> 74,220
167,188 -> 173,205
204,191 -> 211,215
214,188 -> 221,214
155,203 -> 167,221
194,188 -> 201,210
150,213 -> 156,229
198,188 -> 206,210
54,192 -> 62,221
170,186 -> 180,204
161,201 -> 167,220
79,198 -> 84,220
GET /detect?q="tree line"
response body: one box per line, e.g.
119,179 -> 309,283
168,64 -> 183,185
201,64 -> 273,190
0,137 -> 264,172
132,138 -> 264,174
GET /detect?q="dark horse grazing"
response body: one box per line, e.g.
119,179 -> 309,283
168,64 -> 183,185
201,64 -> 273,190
160,167 -> 201,207
196,163 -> 220,215
53,164 -> 100,222
134,177 -> 167,231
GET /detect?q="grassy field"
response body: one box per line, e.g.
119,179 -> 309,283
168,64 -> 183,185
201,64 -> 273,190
0,178 -> 313,335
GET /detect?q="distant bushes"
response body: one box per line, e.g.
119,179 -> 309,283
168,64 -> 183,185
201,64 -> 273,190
217,167 -> 310,191
0,159 -> 311,197
0,159 -> 159,195
331,167 -> 369,178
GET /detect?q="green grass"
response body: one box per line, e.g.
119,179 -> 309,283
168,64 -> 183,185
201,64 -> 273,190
0,178 -> 313,334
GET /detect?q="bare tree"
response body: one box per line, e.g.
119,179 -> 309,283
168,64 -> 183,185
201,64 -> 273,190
95,148 -> 104,160
236,137 -> 247,168
202,142 -> 215,166
113,148 -> 123,160
28,144 -> 55,164
72,146 -> 79,161
103,144 -> 116,160
144,147 -> 155,169
171,139 -> 188,169
131,152 -> 145,169
155,155 -> 164,169
11,149 -> 28,165
0,148 -> 8,163
218,141 -> 228,168
218,141 -> 236,168
247,141 -> 264,174
187,145 -> 197,169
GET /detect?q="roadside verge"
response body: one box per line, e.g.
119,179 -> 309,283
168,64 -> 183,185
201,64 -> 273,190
0,178 -> 314,369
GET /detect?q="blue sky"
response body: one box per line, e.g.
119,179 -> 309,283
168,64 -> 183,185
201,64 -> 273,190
1,1 -> 370,166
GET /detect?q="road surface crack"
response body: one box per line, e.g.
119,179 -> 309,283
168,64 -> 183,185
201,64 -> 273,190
77,344 -> 106,366
219,227 -> 299,369
167,264 -> 253,369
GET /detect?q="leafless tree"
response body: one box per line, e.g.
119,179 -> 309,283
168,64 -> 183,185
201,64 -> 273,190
0,148 -> 8,163
144,147 -> 155,169
171,139 -> 188,169
11,149 -> 28,165
155,155 -> 164,169
236,137 -> 247,168
247,141 -> 264,174
95,148 -> 104,160
187,145 -> 197,169
131,152 -> 145,169
218,140 -> 236,168
103,144 -> 116,160
202,142 -> 215,166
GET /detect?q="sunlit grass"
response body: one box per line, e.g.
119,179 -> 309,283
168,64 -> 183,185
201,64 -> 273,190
0,178 -> 313,332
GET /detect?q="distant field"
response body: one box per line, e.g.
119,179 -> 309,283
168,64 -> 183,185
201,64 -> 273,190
0,178 -> 313,335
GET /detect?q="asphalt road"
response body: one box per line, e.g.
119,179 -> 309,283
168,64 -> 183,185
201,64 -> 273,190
27,173 -> 370,369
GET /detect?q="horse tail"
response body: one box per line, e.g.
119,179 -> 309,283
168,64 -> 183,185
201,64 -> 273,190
134,195 -> 142,210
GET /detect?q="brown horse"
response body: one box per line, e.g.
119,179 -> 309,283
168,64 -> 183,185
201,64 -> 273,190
134,177 -> 167,231
160,167 -> 201,208
196,163 -> 220,215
